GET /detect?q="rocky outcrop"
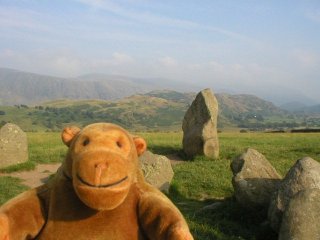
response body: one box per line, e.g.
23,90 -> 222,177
182,88 -> 219,159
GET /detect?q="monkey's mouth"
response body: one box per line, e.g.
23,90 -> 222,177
77,174 -> 128,188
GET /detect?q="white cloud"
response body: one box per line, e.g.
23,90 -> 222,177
306,9 -> 320,23
112,52 -> 134,65
0,49 -> 136,77
0,6 -> 48,31
292,49 -> 318,68
158,57 -> 177,67
2,47 -> 320,103
208,61 -> 225,73
0,48 -> 303,88
0,49 -> 83,77
74,0 -> 256,43
2,49 -> 16,58
77,0 -> 104,7
50,55 -> 82,76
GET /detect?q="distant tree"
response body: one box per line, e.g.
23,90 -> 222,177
70,113 -> 76,121
45,119 -> 54,129
256,114 -> 264,121
35,106 -> 44,110
0,120 -> 7,128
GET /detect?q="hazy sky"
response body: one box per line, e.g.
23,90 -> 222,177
0,0 -> 320,104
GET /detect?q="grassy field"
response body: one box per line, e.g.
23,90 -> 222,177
0,131 -> 319,239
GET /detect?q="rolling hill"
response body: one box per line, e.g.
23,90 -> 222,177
0,89 -> 306,132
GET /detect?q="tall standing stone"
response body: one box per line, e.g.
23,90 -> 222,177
182,88 -> 219,159
0,123 -> 28,168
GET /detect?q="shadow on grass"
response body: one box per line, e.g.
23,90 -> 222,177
148,144 -> 237,162
168,185 -> 278,240
147,145 -> 181,155
147,145 -> 190,160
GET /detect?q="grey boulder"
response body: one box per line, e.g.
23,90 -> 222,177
279,188 -> 320,240
139,151 -> 174,193
231,148 -> 281,209
268,157 -> 320,232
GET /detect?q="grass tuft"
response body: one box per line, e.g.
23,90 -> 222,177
0,161 -> 36,173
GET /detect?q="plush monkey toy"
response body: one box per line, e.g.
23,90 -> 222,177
0,123 -> 193,240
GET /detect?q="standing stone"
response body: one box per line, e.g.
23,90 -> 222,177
0,123 -> 28,168
231,148 -> 282,209
268,157 -> 320,232
279,188 -> 320,240
182,88 -> 219,159
139,151 -> 174,193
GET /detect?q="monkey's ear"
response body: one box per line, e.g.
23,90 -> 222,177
61,126 -> 81,147
133,136 -> 147,156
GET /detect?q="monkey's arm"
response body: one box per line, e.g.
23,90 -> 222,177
138,186 -> 193,240
0,187 -> 47,240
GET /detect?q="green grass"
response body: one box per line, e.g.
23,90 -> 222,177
139,131 -> 183,155
27,132 -> 66,164
0,131 -> 319,239
0,176 -> 29,205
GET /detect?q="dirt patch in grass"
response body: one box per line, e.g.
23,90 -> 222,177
0,163 -> 61,188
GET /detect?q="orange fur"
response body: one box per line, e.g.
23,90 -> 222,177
0,123 -> 193,240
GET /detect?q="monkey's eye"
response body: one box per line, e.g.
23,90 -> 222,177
116,141 -> 122,148
83,138 -> 90,146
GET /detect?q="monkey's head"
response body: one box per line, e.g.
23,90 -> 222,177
61,123 -> 146,211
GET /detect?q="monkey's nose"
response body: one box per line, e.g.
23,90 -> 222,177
94,162 -> 108,186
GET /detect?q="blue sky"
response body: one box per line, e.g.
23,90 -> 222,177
0,0 -> 320,104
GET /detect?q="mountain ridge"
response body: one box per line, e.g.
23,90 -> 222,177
1,67 -> 320,120
0,67 -> 200,105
